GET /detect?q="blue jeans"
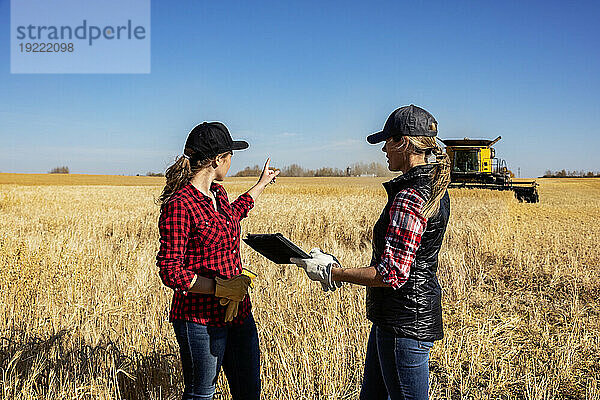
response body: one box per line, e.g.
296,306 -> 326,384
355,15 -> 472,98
172,314 -> 260,400
360,324 -> 433,400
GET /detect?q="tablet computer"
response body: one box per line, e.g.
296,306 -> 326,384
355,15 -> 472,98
242,233 -> 310,264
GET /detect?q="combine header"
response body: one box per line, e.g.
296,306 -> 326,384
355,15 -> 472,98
441,136 -> 539,203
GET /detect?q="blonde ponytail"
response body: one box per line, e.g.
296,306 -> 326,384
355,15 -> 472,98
405,136 -> 451,219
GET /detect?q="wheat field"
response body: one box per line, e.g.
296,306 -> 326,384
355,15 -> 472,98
1,176 -> 599,399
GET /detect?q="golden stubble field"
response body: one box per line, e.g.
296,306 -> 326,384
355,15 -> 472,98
1,175 -> 599,399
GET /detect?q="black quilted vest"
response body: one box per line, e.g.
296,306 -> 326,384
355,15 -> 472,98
366,164 -> 450,341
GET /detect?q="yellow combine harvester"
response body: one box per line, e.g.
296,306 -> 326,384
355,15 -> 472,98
441,136 -> 539,203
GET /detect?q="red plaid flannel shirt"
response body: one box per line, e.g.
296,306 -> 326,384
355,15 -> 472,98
157,182 -> 254,326
371,188 -> 427,289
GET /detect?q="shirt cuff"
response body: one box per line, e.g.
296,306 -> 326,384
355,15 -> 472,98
175,269 -> 196,296
374,260 -> 405,290
240,192 -> 255,209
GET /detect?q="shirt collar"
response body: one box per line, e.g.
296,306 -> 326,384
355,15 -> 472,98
210,181 -> 225,195
186,181 -> 225,203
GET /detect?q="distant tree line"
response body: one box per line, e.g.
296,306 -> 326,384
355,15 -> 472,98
542,169 -> 600,178
44,164 -> 391,178
49,166 -> 69,174
234,162 -> 393,177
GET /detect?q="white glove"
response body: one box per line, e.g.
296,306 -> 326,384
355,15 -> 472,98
290,248 -> 343,292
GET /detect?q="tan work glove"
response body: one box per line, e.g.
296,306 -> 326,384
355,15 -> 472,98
216,268 -> 257,322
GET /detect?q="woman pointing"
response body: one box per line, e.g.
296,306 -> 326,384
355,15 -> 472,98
156,122 -> 279,400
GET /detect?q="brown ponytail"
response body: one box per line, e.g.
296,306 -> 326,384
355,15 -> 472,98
157,151 -> 232,207
405,136 -> 451,219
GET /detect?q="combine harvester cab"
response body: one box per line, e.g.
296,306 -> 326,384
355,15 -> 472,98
441,136 -> 539,203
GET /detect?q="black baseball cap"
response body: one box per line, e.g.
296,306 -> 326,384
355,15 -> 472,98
184,122 -> 249,159
367,104 -> 438,144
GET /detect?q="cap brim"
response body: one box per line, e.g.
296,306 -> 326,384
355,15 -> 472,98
232,140 -> 249,150
367,130 -> 392,144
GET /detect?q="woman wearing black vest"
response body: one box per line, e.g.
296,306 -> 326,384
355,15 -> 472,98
291,105 -> 451,400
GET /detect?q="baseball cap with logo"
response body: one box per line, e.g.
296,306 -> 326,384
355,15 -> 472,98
367,104 -> 438,144
184,122 -> 249,160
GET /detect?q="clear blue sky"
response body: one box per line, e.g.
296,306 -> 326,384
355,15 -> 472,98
1,0 -> 599,177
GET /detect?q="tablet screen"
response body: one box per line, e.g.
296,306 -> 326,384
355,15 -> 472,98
242,233 -> 310,264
